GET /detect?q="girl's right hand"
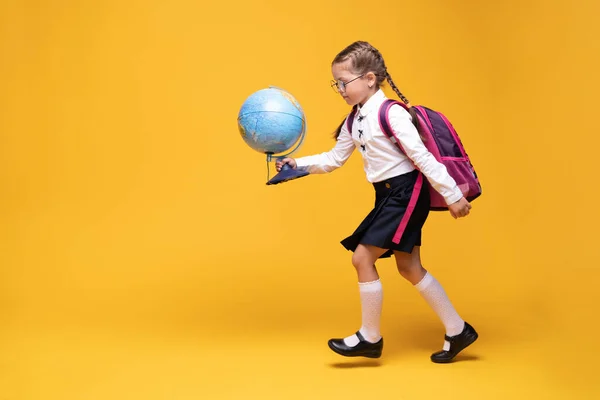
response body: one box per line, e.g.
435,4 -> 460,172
276,158 -> 297,171
448,197 -> 472,219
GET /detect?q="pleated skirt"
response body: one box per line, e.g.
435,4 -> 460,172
340,170 -> 431,259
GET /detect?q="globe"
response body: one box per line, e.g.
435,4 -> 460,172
237,86 -> 306,156
237,86 -> 310,185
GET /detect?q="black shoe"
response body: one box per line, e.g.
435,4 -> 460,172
328,331 -> 383,358
431,322 -> 478,363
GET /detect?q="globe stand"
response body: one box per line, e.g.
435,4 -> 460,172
265,153 -> 310,185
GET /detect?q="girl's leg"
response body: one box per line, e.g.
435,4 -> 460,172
352,243 -> 387,282
393,246 -> 466,351
342,244 -> 388,346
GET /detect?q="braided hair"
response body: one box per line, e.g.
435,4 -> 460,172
331,41 -> 422,140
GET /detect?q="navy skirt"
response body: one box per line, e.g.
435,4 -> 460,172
340,169 -> 431,258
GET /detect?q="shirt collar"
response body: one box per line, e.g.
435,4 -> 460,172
357,89 -> 387,117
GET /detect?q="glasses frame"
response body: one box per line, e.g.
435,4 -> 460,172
330,74 -> 365,94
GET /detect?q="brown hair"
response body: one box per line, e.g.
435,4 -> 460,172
332,41 -> 421,140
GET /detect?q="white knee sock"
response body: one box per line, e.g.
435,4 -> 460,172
343,279 -> 383,346
414,272 -> 465,351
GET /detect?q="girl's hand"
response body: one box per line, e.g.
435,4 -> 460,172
275,158 -> 297,171
448,197 -> 472,219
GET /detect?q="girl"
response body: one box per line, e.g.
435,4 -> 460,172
276,41 -> 478,363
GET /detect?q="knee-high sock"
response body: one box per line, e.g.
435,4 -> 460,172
343,279 -> 383,346
415,272 -> 465,351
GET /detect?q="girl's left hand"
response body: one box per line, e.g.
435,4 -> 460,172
275,157 -> 296,171
448,197 -> 471,219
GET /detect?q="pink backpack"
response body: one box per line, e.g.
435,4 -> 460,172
348,100 -> 481,211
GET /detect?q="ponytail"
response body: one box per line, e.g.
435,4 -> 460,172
333,104 -> 359,140
333,115 -> 346,140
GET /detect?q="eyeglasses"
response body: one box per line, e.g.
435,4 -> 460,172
330,74 -> 365,94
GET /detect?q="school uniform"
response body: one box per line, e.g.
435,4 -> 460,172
295,89 -> 463,258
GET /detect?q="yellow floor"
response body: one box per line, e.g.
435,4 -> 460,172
2,296 -> 596,399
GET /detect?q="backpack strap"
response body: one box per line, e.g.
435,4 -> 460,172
378,99 -> 427,243
378,99 -> 410,155
346,105 -> 358,136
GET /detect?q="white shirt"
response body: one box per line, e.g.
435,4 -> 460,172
295,89 -> 464,205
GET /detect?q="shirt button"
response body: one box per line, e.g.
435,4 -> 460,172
385,183 -> 391,189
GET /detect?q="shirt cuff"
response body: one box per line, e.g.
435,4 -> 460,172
445,187 -> 464,205
295,157 -> 308,168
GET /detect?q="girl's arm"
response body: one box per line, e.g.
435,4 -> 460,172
292,122 -> 356,174
389,105 -> 464,206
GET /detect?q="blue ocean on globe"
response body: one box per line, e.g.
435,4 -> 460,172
238,87 -> 306,155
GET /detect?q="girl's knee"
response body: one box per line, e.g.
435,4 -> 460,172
351,252 -> 365,269
352,250 -> 375,271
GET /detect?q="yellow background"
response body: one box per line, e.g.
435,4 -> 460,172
1,0 -> 599,399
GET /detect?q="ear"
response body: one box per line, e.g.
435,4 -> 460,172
366,72 -> 377,88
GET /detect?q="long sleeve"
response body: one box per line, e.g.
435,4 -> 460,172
294,122 -> 356,174
388,105 -> 464,205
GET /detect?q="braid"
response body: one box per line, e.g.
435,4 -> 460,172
369,47 -> 390,86
386,72 -> 410,106
386,71 -> 425,141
